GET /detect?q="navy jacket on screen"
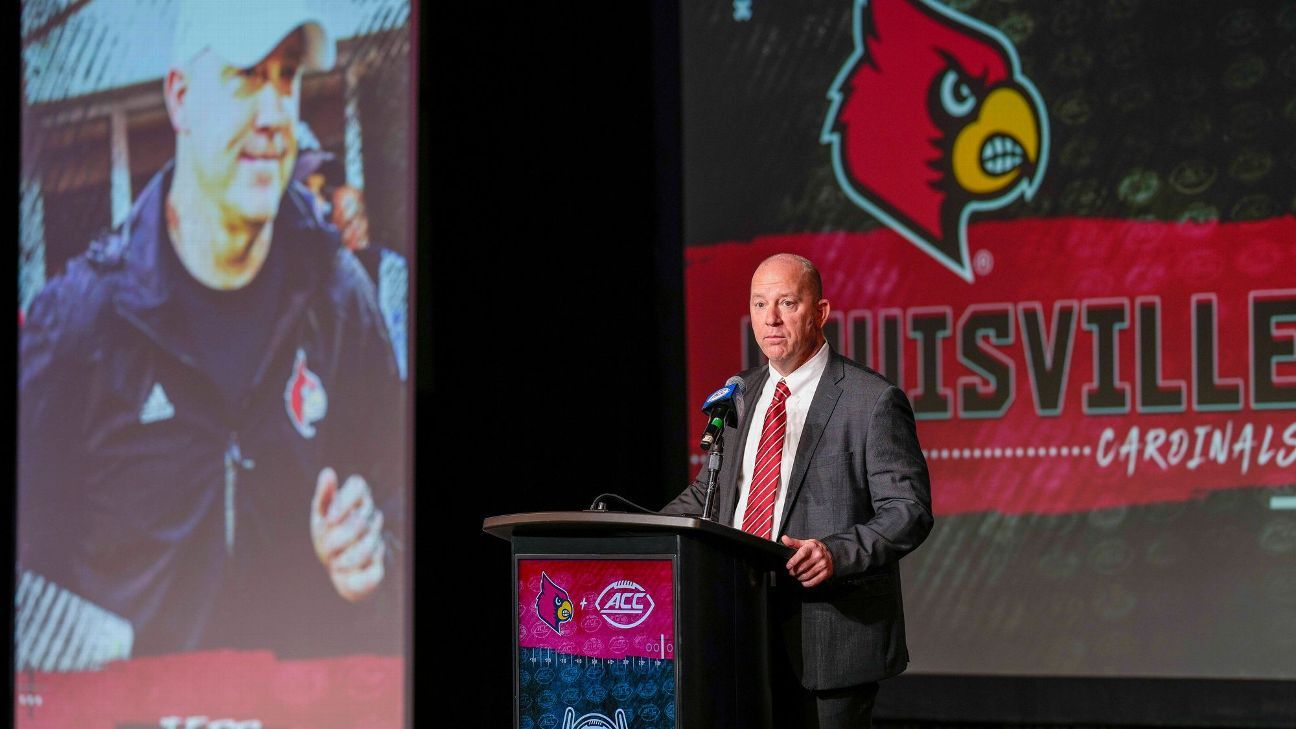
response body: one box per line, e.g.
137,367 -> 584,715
18,163 -> 406,659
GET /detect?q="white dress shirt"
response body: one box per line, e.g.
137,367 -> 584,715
733,341 -> 831,539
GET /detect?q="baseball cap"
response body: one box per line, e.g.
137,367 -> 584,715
172,0 -> 335,72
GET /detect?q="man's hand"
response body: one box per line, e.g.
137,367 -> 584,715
781,535 -> 834,588
310,467 -> 386,602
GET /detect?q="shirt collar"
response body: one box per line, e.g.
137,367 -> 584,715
767,340 -> 830,397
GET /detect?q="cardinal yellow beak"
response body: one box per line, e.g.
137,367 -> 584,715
557,600 -> 573,621
951,86 -> 1041,195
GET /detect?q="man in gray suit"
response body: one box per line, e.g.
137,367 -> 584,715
662,253 -> 933,728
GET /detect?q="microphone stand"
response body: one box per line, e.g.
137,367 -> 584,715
700,431 -> 723,522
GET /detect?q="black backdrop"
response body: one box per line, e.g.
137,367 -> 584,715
420,3 -> 685,725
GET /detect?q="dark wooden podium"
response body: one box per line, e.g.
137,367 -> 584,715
484,511 -> 792,729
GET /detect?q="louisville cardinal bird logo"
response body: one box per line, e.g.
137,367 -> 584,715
536,572 -> 575,634
284,348 -> 328,438
821,0 -> 1049,282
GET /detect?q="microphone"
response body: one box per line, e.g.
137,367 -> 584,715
699,376 -> 745,451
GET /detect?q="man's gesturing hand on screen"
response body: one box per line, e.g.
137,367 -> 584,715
311,467 -> 386,601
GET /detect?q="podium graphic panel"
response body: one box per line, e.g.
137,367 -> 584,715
516,557 -> 678,729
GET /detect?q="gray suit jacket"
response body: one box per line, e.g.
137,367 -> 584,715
663,349 -> 933,689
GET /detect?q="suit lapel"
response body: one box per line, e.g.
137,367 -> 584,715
777,353 -> 844,537
721,367 -> 769,524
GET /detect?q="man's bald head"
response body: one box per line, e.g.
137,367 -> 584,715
754,253 -> 823,302
749,253 -> 830,376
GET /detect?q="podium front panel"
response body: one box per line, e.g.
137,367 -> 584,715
492,520 -> 778,729
515,552 -> 679,729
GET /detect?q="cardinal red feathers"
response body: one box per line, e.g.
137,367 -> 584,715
822,0 -> 1049,282
535,572 -> 575,634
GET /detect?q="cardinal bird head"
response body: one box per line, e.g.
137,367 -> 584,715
821,0 -> 1049,282
285,348 -> 328,439
536,572 -> 574,634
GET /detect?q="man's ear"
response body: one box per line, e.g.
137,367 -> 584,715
818,298 -> 832,327
164,68 -> 188,134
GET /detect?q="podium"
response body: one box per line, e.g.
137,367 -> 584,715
484,512 -> 792,729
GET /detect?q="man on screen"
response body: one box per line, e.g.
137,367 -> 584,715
18,1 -> 404,661
662,254 -> 933,728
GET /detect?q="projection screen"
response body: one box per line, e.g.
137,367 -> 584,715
17,1 -> 414,726
681,0 -> 1296,680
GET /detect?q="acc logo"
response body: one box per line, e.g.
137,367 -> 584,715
561,707 -> 628,729
595,580 -> 655,629
821,0 -> 1049,282
704,384 -> 733,407
536,572 -> 575,634
284,348 -> 328,438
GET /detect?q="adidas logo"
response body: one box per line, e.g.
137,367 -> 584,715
139,382 -> 175,424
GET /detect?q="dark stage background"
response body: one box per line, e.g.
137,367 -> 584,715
425,2 -> 687,726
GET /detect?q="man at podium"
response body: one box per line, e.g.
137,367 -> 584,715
662,253 -> 934,728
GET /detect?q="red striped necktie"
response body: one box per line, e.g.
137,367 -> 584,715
741,379 -> 791,539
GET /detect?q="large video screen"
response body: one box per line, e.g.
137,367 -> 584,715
682,0 -> 1295,678
17,1 -> 413,725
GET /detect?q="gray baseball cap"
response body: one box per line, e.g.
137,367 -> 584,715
172,0 -> 334,71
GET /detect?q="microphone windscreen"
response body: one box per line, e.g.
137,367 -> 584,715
725,375 -> 746,416
701,381 -> 739,411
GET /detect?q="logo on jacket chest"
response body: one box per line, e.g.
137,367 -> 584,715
138,382 -> 176,424
284,348 -> 327,439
